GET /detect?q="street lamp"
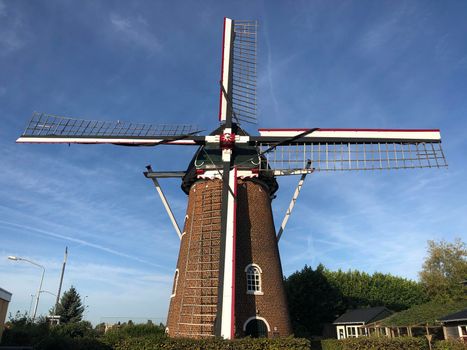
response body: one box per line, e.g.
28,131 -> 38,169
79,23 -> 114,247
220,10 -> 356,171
8,256 -> 45,322
39,290 -> 57,297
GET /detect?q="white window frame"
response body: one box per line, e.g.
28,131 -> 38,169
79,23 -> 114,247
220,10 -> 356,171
245,263 -> 264,295
459,325 -> 467,340
346,325 -> 358,338
170,269 -> 179,298
336,325 -> 346,339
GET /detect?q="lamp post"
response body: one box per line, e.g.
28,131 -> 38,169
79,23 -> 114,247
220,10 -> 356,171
83,295 -> 88,319
28,294 -> 35,317
8,256 -> 45,322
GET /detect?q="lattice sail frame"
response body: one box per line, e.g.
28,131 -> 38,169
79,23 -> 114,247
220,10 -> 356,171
16,112 -> 200,145
219,18 -> 258,125
257,129 -> 447,175
259,141 -> 446,175
231,20 -> 257,125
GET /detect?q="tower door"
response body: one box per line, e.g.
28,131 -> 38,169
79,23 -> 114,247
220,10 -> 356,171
245,319 -> 268,338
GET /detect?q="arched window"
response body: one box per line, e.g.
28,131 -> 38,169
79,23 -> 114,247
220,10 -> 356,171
245,264 -> 263,295
243,317 -> 270,338
171,269 -> 179,298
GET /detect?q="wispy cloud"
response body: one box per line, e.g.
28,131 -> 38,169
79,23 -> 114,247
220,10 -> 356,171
0,2 -> 27,56
0,220 -> 163,268
109,13 -> 161,54
277,167 -> 463,280
0,257 -> 172,321
0,1 -> 5,17
357,3 -> 414,57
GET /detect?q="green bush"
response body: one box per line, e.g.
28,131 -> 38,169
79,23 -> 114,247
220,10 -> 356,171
35,336 -> 112,350
382,298 -> 467,327
434,340 -> 467,350
102,323 -> 167,346
51,321 -> 98,338
320,337 -> 429,350
320,339 -> 343,350
0,315 -> 50,346
114,336 -> 311,350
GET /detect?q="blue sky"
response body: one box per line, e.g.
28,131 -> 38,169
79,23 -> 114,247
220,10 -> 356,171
1,1 -> 466,325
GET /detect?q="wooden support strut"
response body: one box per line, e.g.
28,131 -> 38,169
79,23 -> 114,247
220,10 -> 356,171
145,165 -> 182,239
277,161 -> 312,242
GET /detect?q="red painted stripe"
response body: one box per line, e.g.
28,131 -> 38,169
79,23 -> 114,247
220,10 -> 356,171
258,128 -> 440,132
231,167 -> 237,339
218,17 -> 227,121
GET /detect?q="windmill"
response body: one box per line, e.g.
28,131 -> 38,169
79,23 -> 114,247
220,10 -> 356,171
17,18 -> 447,339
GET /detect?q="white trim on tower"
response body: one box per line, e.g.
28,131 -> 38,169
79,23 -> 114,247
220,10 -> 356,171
220,167 -> 237,339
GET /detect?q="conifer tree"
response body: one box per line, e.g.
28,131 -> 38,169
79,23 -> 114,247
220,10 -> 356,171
54,286 -> 85,323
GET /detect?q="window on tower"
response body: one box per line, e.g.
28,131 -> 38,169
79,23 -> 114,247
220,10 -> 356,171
171,269 -> 179,298
245,264 -> 263,295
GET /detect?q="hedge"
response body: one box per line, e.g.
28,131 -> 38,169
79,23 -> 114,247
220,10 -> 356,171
35,336 -> 112,350
433,340 -> 467,350
101,323 -> 166,346
320,337 -> 429,350
114,336 -> 311,350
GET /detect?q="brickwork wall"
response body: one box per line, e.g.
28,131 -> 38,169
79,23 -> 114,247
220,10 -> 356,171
0,299 -> 10,341
166,178 -> 291,339
234,180 -> 292,338
166,180 -> 222,338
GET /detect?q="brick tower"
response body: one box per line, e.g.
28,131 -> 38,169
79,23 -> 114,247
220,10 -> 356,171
165,176 -> 292,338
167,117 -> 292,338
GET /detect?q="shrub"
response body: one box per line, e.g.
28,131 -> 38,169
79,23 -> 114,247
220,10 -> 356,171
51,321 -> 98,338
434,340 -> 467,350
320,337 -> 429,350
35,336 -> 112,350
102,323 -> 167,346
0,314 -> 49,346
320,339 -> 343,350
114,336 -> 311,350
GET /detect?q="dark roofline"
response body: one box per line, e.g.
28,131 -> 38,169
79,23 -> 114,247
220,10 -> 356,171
438,308 -> 467,323
333,307 -> 392,325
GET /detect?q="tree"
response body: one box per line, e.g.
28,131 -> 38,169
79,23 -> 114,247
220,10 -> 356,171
285,264 -> 427,337
284,264 -> 343,337
324,269 -> 428,311
419,238 -> 467,300
54,286 -> 85,324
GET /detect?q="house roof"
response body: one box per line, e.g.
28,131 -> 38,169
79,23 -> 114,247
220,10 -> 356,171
438,308 -> 467,323
334,306 -> 391,325
0,287 -> 12,302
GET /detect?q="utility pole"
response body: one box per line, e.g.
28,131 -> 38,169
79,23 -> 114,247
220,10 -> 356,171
54,247 -> 68,315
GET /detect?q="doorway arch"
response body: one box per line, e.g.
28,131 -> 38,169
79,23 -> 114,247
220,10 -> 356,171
243,317 -> 270,338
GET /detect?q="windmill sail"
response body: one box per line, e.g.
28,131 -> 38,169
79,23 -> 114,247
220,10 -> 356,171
16,112 -> 202,145
231,20 -> 257,125
256,128 -> 447,175
219,19 -> 257,125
